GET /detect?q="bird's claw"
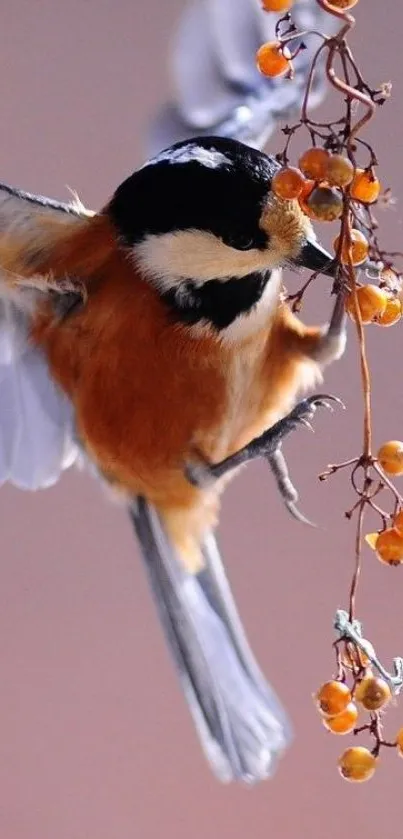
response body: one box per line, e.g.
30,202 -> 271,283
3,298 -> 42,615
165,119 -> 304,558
254,393 -> 344,456
285,498 -> 316,527
185,393 -> 344,493
286,394 -> 344,430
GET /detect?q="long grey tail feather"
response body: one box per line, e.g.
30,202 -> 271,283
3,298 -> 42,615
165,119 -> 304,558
129,497 -> 292,784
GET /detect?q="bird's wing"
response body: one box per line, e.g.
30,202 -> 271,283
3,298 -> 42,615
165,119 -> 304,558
0,182 -> 93,250
0,183 -> 92,489
149,0 -> 338,154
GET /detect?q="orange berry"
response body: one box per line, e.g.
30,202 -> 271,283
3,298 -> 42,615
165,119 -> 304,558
375,528 -> 403,565
355,675 -> 391,711
326,154 -> 355,188
300,179 -> 315,198
377,441 -> 403,476
261,0 -> 293,10
345,285 -> 388,324
322,702 -> 358,734
396,727 -> 403,757
307,186 -> 343,221
298,179 -> 317,218
376,295 -> 402,327
272,167 -> 305,200
316,680 -> 351,716
333,229 -> 369,266
256,41 -> 291,78
351,169 -> 381,204
338,747 -> 377,783
393,510 -> 403,535
327,0 -> 359,8
298,147 -> 330,180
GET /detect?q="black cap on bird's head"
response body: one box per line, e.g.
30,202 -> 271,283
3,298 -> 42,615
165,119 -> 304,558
108,136 -> 335,290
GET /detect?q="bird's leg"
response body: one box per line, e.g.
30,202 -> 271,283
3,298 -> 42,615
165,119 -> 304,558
185,394 -> 343,522
185,292 -> 347,518
308,287 -> 347,366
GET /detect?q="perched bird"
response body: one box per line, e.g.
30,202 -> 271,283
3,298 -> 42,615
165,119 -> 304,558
0,133 -> 346,784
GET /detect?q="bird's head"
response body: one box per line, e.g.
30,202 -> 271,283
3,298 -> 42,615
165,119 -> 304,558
107,137 -> 334,331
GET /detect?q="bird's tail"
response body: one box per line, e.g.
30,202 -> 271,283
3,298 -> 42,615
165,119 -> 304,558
129,496 -> 292,784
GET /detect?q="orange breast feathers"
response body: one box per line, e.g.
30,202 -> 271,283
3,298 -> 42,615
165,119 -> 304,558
26,215 -> 325,565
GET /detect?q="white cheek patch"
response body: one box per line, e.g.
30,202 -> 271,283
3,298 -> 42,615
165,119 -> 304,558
134,229 -> 285,288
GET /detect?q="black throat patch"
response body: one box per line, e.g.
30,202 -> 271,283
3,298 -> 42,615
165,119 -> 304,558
160,270 -> 271,330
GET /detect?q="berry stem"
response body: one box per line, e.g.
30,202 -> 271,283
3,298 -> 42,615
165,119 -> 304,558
259,0 -> 403,767
348,491 -> 365,620
318,457 -> 359,481
334,610 -> 403,693
372,461 -> 403,505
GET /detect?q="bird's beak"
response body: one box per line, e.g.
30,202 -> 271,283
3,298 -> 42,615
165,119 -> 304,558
293,237 -> 336,277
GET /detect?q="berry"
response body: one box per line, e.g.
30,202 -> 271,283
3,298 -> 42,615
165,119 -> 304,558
328,0 -> 359,8
345,285 -> 388,324
393,510 -> 403,534
351,169 -> 381,204
327,154 -> 355,188
261,0 -> 293,10
298,179 -> 316,218
316,680 -> 351,716
355,675 -> 391,711
272,167 -> 305,200
298,147 -> 330,180
377,441 -> 403,476
307,186 -> 343,221
376,296 -> 402,327
375,528 -> 403,565
333,229 -> 369,266
396,727 -> 403,757
338,747 -> 377,783
322,703 -> 358,734
256,41 -> 291,77
300,179 -> 315,198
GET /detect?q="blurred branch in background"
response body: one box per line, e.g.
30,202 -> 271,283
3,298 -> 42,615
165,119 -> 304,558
149,0 -> 338,154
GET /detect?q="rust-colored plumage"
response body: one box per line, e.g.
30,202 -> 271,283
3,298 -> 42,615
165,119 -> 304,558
15,213 -> 326,570
0,138 -> 346,783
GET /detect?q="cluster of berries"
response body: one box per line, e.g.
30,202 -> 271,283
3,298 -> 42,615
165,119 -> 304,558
257,14 -> 402,326
257,0 -> 403,784
315,666 -> 403,783
257,0 -> 359,80
270,148 -> 402,326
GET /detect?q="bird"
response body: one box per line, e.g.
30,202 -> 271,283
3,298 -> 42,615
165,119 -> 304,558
0,131 -> 347,784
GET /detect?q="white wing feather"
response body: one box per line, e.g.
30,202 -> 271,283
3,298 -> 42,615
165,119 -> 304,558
0,185 -> 90,490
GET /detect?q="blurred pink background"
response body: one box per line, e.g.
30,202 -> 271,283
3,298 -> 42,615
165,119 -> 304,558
1,1 -> 403,837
